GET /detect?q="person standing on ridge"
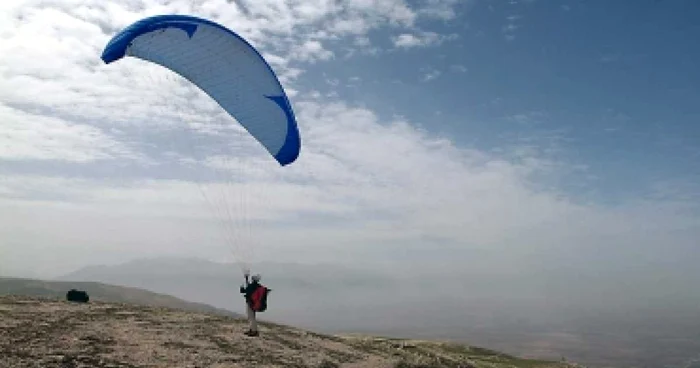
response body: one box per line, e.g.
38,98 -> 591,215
240,272 -> 268,337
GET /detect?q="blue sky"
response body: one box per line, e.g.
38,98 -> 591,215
0,0 -> 698,285
299,0 -> 700,205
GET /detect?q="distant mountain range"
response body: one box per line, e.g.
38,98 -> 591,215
57,257 -> 409,324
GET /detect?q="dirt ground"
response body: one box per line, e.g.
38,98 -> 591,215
0,295 -> 581,368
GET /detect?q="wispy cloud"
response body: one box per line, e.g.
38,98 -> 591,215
417,0 -> 461,20
0,104 -> 135,163
501,0 -> 527,42
392,31 -> 457,49
450,64 -> 468,73
422,69 -> 442,82
507,111 -> 548,126
3,99 -> 699,279
354,36 -> 371,47
290,40 -> 335,62
502,16 -> 520,41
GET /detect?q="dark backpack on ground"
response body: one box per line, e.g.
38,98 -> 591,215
66,289 -> 89,303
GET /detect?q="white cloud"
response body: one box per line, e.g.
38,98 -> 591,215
2,100 -> 699,278
290,40 -> 335,62
417,0 -> 461,20
0,104 -> 135,162
392,31 -> 456,49
422,69 -> 442,81
354,36 -> 371,47
342,0 -> 416,26
502,9 -> 523,41
392,33 -> 425,48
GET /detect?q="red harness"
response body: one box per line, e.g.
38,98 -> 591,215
250,285 -> 268,312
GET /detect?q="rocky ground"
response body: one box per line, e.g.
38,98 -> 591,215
0,295 -> 582,368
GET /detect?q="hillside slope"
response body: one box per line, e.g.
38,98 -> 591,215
0,295 -> 582,368
56,258 -> 700,368
0,277 -> 240,318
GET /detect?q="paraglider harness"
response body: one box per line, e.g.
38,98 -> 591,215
241,278 -> 270,312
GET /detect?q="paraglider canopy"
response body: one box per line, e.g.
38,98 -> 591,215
100,14 -> 301,166
100,15 -> 303,272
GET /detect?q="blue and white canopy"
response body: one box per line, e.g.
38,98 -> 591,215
101,15 -> 301,166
